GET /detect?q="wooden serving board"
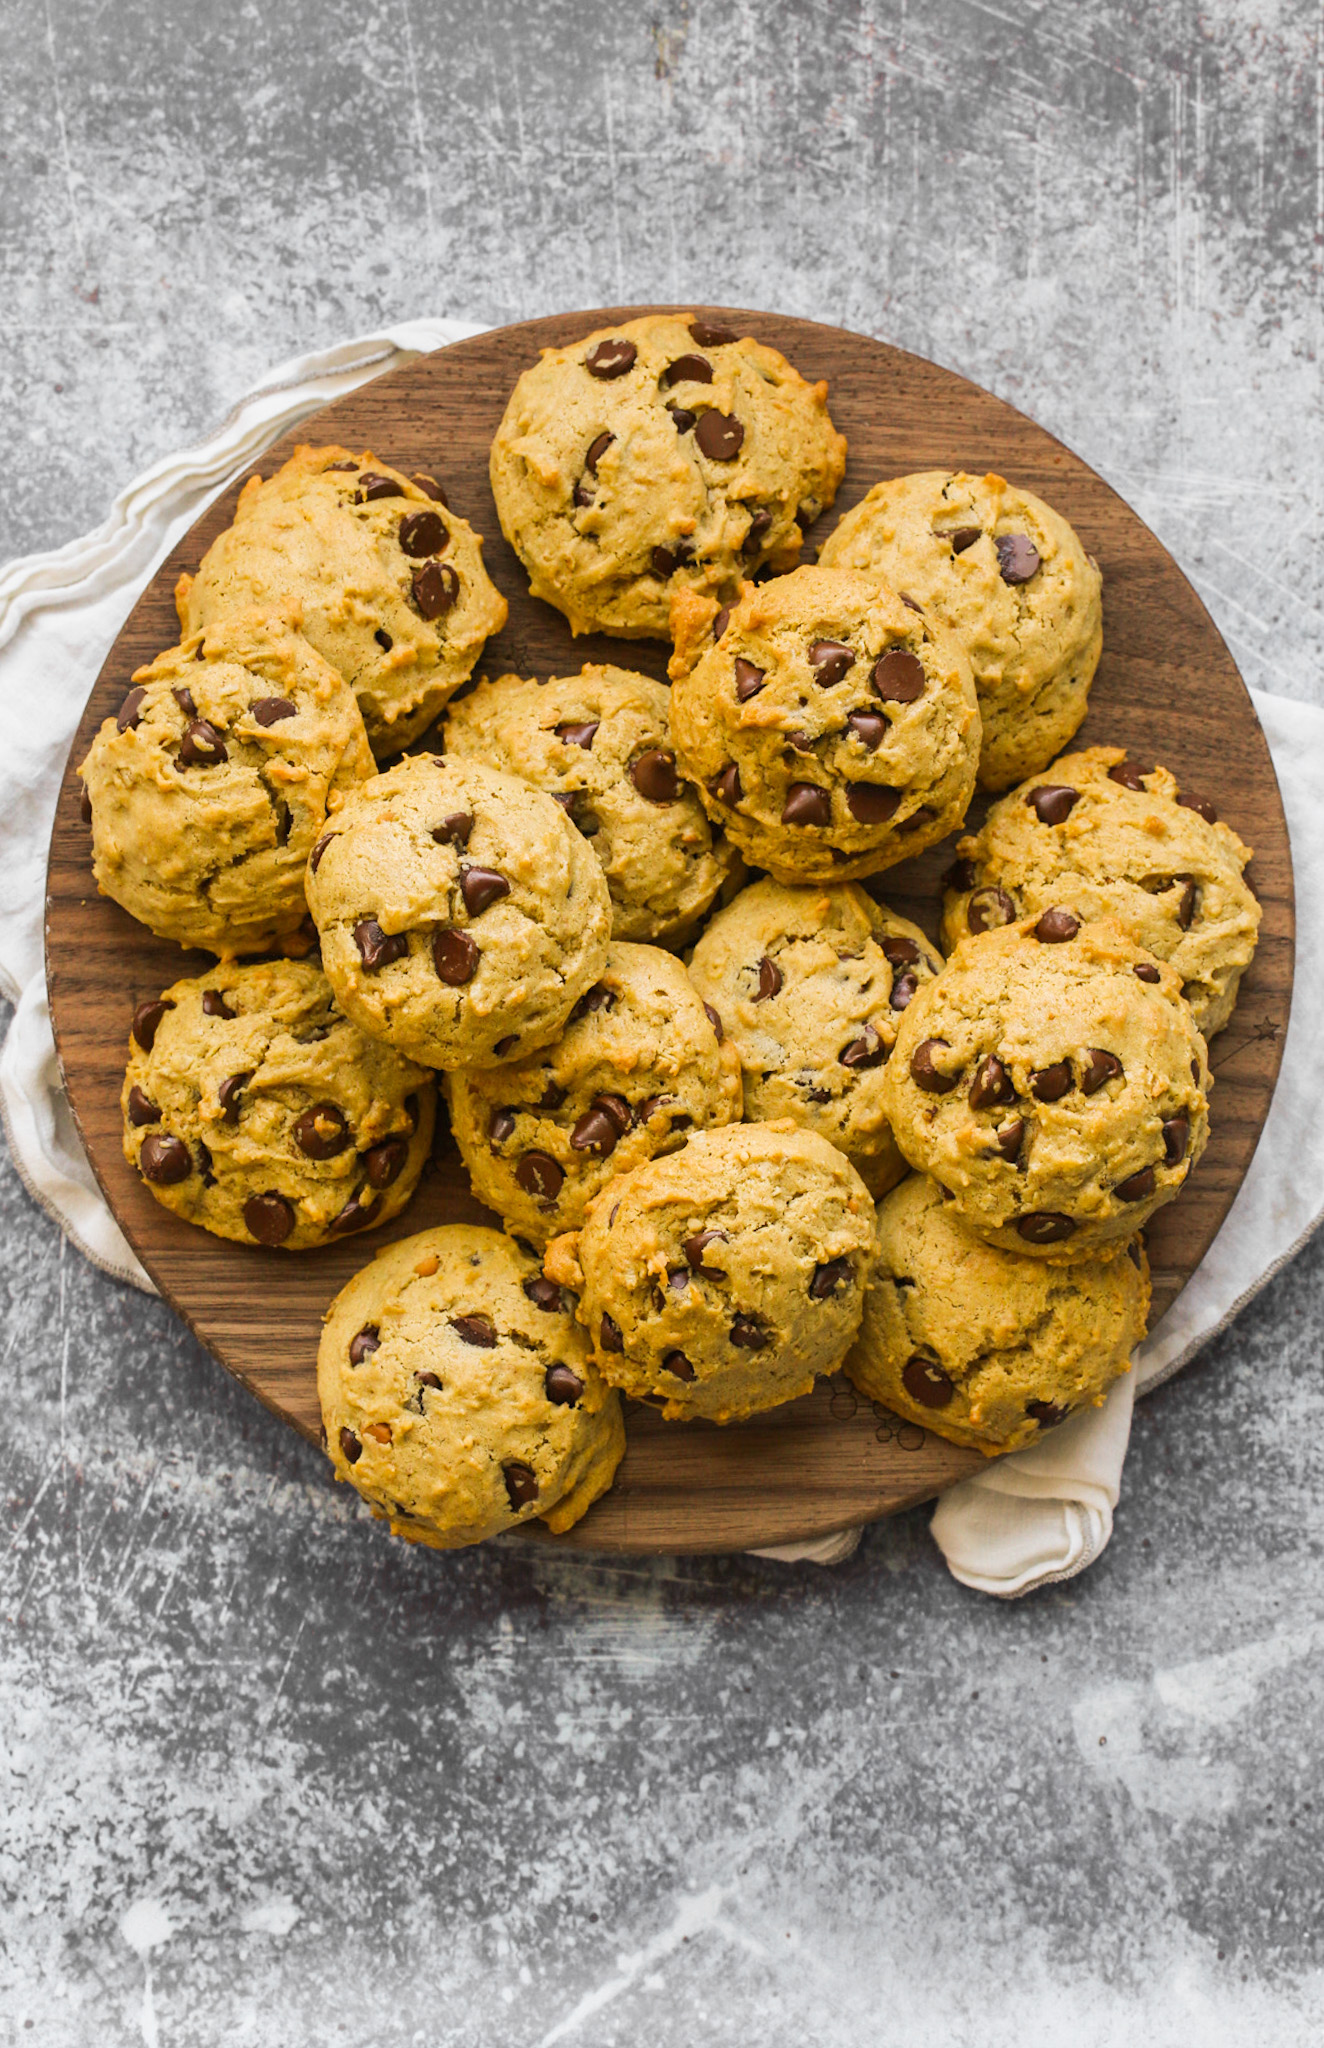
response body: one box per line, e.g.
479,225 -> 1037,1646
45,308 -> 1295,1554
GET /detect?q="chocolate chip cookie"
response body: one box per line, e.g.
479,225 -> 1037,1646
668,565 -> 980,882
445,941 -> 743,1247
543,1121 -> 876,1423
122,958 -> 434,1248
845,1174 -> 1149,1453
174,444 -> 508,756
883,913 -> 1209,1258
819,470 -> 1102,791
305,754 -> 612,1070
940,745 -> 1261,1037
686,877 -> 942,1195
319,1226 -> 625,1547
441,664 -> 743,946
79,611 -> 375,956
489,312 -> 847,639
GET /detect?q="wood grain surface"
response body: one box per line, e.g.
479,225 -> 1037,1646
44,307 -> 1294,1554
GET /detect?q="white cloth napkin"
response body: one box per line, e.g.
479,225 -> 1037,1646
2,321 -> 1320,1595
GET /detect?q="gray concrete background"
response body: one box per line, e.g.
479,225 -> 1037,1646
3,2 -> 1324,2041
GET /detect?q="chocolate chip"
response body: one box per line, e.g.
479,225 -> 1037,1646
573,983 -> 614,1019
839,1025 -> 885,1069
417,1371 -> 443,1391
712,764 -> 743,807
412,472 -> 447,503
293,1102 -> 350,1159
902,1355 -> 954,1408
845,709 -> 887,750
662,353 -> 713,386
663,1350 -> 696,1380
994,1118 -> 1026,1161
310,832 -> 335,873
667,405 -> 697,433
1027,1400 -> 1068,1428
349,1325 -> 380,1366
651,541 -> 696,576
1177,791 -> 1218,825
1175,879 -> 1197,930
969,1055 -> 1015,1110
364,1136 -> 410,1187
684,1230 -> 729,1275
429,815 -> 475,858
695,411 -> 744,460
117,687 -> 148,732
516,1152 -> 563,1201
890,971 -> 919,1009
1116,1166 -> 1156,1203
690,319 -> 737,346
523,1277 -> 565,1315
945,857 -> 977,893
354,919 -> 408,971
1026,784 -> 1080,825
544,1364 -> 583,1406
967,887 -> 1017,934
586,337 -> 637,378
744,509 -> 772,554
252,696 -> 297,727
326,459 -> 358,471
433,928 -> 481,985
871,650 -> 926,703
1031,1061 -> 1073,1103
130,999 -> 174,1053
730,1314 -> 768,1350
570,1105 -> 623,1155
80,783 -> 92,824
1162,1116 -> 1190,1166
1134,962 -> 1161,983
995,533 -> 1041,583
882,936 -> 920,967
450,1313 -> 497,1347
910,1038 -> 957,1093
846,783 -> 901,825
179,719 -> 227,767
947,526 -> 981,554
218,1071 -> 251,1124
398,509 -> 447,558
494,1034 -> 518,1055
172,685 -> 197,717
356,471 -> 403,502
600,1312 -> 624,1352
633,1095 -> 668,1127
200,989 -> 235,1019
536,1080 -> 567,1112
734,657 -> 766,700
339,1426 -> 362,1464
330,1191 -> 379,1234
754,956 -> 782,1002
810,1257 -> 853,1299
1108,760 -> 1146,791
461,866 -> 510,915
126,1086 -> 160,1127
1017,1211 -> 1076,1243
412,561 -> 460,618
490,1108 -> 516,1145
808,639 -> 854,687
244,1191 -> 296,1244
630,749 -> 681,803
1033,908 -> 1080,944
1081,1050 -> 1123,1095
503,1462 -> 538,1508
703,1003 -> 725,1044
781,782 -> 831,827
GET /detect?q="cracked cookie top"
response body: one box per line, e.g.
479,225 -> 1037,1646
79,610 -> 376,956
489,312 -> 847,639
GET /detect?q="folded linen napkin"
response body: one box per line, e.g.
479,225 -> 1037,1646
2,321 -> 1319,1596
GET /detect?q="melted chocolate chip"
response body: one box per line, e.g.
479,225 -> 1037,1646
1027,1400 -> 1068,1428
293,1102 -> 350,1159
573,983 -> 614,1019
690,319 -> 737,346
586,337 -> 637,378
1116,1166 -> 1156,1203
995,533 -> 1041,583
570,1103 -> 623,1155
253,696 -> 297,726
201,989 -> 235,1018
1108,760 -> 1147,791
947,526 -> 981,554
131,998 -> 174,1053
356,471 -> 403,502
431,811 -> 475,849
516,1152 -> 564,1201
630,749 -> 681,803
1031,1060 -> 1073,1103
744,508 -> 772,554
329,1192 -> 380,1234
910,1038 -> 957,1093
354,920 -> 408,971
339,1427 -> 362,1464
651,541 -> 695,577
1134,962 -> 1161,984
781,782 -> 831,827
503,1462 -> 538,1508
695,411 -> 743,460
734,657 -> 766,701
704,1003 -> 724,1043
870,650 -> 926,703
126,1086 -> 160,1127
310,832 -> 335,873
889,971 -> 919,1010
218,1071 -> 251,1124
412,560 -> 460,618
117,687 -> 148,732
1162,1116 -> 1190,1166
450,1313 -> 497,1347
839,1025 -> 885,1069
172,685 -> 197,718
1026,783 -> 1080,825
845,709 -> 887,750
364,1136 -> 410,1188
846,782 -> 901,825
556,720 -> 599,750
524,1276 -> 566,1314
667,404 -> 697,433
544,1364 -> 583,1405
584,431 -> 614,476
810,1257 -> 853,1299
398,509 -> 448,557
808,639 -> 854,687
1177,791 -> 1218,824
433,928 -> 481,985
1017,1211 -> 1076,1244
902,1355 -> 954,1408
1033,908 -> 1080,944
684,1230 -> 729,1276
179,718 -> 227,767
755,955 -> 782,1002
945,858 -> 977,894
663,1349 -> 697,1380
882,936 -> 920,968
461,866 -> 510,915
662,353 -> 713,386
1174,878 -> 1198,930
490,1108 -> 517,1145
730,1314 -> 768,1350
349,1325 -> 380,1366
994,1118 -> 1026,1162
969,1055 -> 1015,1111
600,1312 -> 624,1352
1081,1050 -> 1123,1096
712,764 -> 743,807
243,1191 -> 296,1245
967,887 -> 1017,934
713,604 -> 734,639
412,472 -> 448,503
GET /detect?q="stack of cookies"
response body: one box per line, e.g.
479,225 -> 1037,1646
82,311 -> 1262,1552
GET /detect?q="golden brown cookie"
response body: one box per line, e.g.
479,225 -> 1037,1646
819,469 -> 1102,790
79,611 -> 374,955
305,754 -> 612,1070
940,746 -> 1261,1037
686,877 -> 942,1195
845,1175 -> 1149,1454
122,958 -> 434,1248
882,913 -> 1210,1259
319,1226 -> 625,1548
489,312 -> 847,638
441,664 -> 743,946
544,1121 -> 876,1423
668,565 -> 980,882
174,445 -> 508,755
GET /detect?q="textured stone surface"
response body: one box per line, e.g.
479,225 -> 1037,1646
3,2 -> 1324,2040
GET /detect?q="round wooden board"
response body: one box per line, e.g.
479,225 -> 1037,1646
45,307 -> 1294,1554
